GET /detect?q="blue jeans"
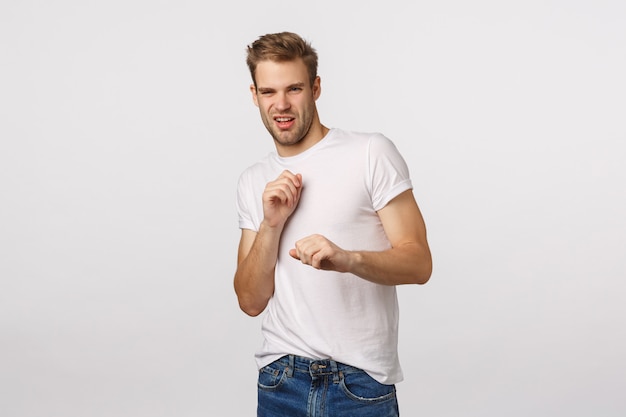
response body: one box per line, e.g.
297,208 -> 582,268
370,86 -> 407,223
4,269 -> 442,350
257,355 -> 399,417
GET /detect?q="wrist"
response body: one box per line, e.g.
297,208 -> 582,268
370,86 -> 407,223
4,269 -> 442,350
344,251 -> 362,274
260,219 -> 285,234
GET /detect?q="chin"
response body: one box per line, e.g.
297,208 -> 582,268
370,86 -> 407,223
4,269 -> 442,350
273,133 -> 302,147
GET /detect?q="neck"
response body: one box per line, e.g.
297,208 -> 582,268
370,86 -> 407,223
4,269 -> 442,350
276,119 -> 329,157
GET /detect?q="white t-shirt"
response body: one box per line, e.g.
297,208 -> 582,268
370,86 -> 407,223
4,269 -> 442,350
236,128 -> 413,384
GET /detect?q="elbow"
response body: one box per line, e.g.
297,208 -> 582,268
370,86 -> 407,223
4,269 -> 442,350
395,243 -> 431,285
413,256 -> 432,285
239,300 -> 265,317
415,271 -> 431,285
234,275 -> 273,317
235,289 -> 270,317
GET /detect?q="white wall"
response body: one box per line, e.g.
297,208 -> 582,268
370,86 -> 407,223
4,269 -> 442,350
1,1 -> 624,416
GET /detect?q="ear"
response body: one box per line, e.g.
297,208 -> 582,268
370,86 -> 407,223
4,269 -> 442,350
312,76 -> 322,100
250,84 -> 259,107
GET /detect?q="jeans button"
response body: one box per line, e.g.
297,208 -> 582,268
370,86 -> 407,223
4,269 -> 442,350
311,363 -> 318,371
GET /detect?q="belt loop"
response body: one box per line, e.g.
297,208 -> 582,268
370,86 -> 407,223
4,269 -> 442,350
330,360 -> 339,384
286,355 -> 295,378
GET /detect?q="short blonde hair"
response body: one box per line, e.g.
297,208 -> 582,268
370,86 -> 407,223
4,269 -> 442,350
246,32 -> 318,87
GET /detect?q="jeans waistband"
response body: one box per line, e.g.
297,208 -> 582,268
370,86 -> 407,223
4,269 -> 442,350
277,355 -> 360,382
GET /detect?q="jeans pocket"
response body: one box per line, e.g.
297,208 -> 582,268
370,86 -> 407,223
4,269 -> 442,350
340,370 -> 396,403
257,363 -> 287,391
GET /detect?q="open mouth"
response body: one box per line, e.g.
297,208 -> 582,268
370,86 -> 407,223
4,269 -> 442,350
274,116 -> 295,129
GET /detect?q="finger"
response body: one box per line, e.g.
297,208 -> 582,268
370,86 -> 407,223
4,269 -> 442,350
294,174 -> 304,203
266,182 -> 298,206
275,174 -> 302,197
310,247 -> 328,270
265,187 -> 290,205
275,172 -> 303,207
278,170 -> 302,188
295,240 -> 321,267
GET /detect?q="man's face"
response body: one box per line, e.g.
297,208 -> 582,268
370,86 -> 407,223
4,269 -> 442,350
251,59 -> 321,153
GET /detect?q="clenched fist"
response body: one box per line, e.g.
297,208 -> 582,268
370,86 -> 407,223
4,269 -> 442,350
262,170 -> 303,228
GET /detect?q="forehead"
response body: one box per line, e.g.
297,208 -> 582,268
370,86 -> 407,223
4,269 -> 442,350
255,59 -> 310,88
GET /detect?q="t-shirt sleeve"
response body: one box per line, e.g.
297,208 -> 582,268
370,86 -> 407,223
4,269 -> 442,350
367,133 -> 413,211
236,171 -> 258,231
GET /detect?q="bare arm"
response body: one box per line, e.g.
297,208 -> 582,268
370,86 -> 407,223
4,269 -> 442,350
234,171 -> 303,316
289,189 -> 432,285
233,226 -> 280,316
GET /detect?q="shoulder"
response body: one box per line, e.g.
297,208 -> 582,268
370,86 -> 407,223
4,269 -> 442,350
327,130 -> 405,165
237,153 -> 274,184
340,130 -> 401,158
237,153 -> 275,189
330,128 -> 394,150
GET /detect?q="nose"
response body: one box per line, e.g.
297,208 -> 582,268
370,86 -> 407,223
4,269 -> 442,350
274,92 -> 291,111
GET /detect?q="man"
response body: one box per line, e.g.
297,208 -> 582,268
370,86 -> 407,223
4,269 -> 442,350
234,31 -> 432,417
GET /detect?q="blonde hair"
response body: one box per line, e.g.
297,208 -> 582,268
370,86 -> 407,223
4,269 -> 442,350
246,32 -> 318,87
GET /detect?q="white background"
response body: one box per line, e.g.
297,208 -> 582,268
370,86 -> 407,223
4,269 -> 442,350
1,1 -> 625,416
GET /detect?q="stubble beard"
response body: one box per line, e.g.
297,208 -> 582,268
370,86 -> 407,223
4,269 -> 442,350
262,111 -> 314,149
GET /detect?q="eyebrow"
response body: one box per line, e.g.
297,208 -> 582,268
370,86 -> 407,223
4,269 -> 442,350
257,82 -> 306,93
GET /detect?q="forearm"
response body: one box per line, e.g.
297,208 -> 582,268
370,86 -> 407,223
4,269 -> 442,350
347,242 -> 432,286
234,223 -> 283,316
